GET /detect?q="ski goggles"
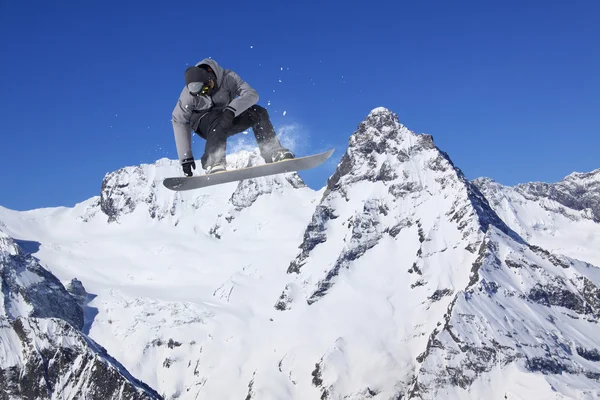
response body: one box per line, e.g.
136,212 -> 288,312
188,82 -> 210,96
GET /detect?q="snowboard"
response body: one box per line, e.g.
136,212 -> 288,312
163,149 -> 334,191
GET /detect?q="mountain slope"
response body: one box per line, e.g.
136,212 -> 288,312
410,226 -> 600,399
0,230 -> 162,399
474,170 -> 600,267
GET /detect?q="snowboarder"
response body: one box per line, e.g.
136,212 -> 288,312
172,58 -> 294,176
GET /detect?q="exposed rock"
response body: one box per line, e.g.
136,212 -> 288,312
66,278 -> 88,307
1,231 -> 83,330
0,232 -> 161,399
0,317 -> 161,399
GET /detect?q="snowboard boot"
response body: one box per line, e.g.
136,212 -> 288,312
271,149 -> 295,163
205,163 -> 226,174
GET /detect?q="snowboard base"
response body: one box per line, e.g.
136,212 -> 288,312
163,149 -> 334,191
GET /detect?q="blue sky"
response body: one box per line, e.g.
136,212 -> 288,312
1,1 -> 599,211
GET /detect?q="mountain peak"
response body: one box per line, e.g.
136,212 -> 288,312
356,107 -> 413,145
324,108 -> 435,197
368,106 -> 393,115
323,110 -> 511,236
284,109 -> 515,308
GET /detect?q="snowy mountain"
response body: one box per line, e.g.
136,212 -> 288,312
0,151 -> 322,399
473,170 -> 600,267
274,108 -> 600,398
0,230 -> 161,399
0,107 -> 598,399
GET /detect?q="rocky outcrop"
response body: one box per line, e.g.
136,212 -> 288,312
409,227 -> 600,398
0,317 -> 161,399
1,231 -> 83,329
473,169 -> 600,268
474,170 -> 600,224
0,230 -> 162,399
517,170 -> 600,222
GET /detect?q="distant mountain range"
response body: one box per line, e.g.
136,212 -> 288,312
1,107 -> 598,399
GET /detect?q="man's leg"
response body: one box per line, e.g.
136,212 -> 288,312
228,105 -> 292,163
196,110 -> 228,170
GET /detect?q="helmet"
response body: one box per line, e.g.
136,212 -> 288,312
184,66 -> 213,96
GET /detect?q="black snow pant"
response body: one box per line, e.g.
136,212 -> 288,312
192,105 -> 287,169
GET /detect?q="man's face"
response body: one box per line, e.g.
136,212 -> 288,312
202,79 -> 215,96
188,79 -> 214,96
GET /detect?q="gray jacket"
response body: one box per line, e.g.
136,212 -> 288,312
171,58 -> 259,162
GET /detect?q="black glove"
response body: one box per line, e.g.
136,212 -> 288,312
219,108 -> 235,133
182,157 -> 196,177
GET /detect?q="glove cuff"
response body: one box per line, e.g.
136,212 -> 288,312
182,157 -> 195,165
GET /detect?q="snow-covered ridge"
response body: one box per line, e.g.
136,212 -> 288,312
474,169 -> 600,267
517,168 -> 600,222
476,168 -> 600,223
99,149 -> 306,224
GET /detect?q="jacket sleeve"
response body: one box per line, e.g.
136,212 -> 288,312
224,71 -> 259,117
171,90 -> 194,163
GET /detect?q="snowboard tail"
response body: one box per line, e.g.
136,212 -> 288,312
163,149 -> 334,191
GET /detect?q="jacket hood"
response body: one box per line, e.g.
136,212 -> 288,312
195,58 -> 225,86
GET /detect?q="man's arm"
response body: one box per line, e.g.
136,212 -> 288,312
172,90 -> 194,162
224,71 -> 259,117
